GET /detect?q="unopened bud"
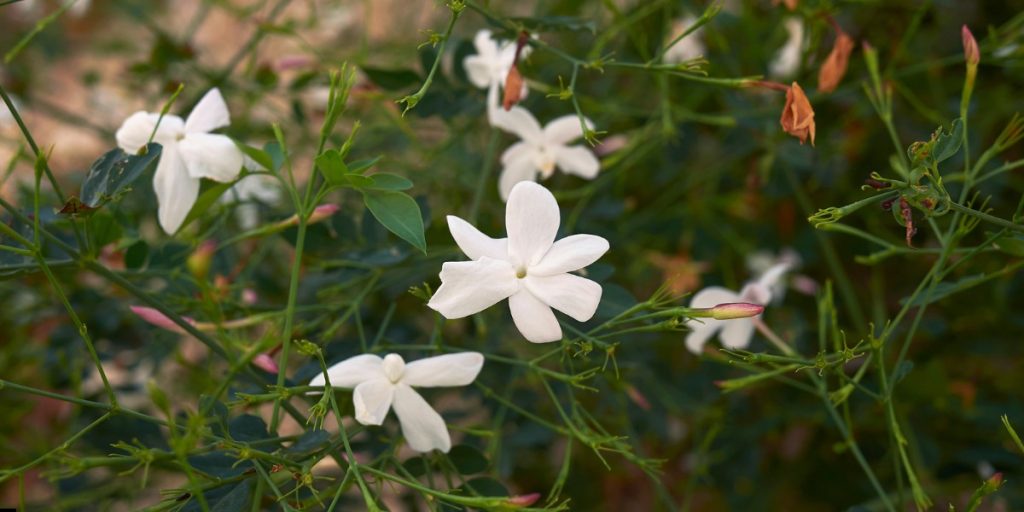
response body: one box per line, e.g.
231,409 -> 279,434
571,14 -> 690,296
309,204 -> 340,223
506,493 -> 542,507
130,306 -> 195,333
186,240 -> 217,279
252,353 -> 279,374
711,302 -> 764,320
962,25 -> 980,66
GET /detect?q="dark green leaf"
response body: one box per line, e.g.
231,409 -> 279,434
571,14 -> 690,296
316,149 -> 348,186
178,179 -> 237,233
402,455 -> 431,477
88,211 -> 122,249
460,477 -> 508,497
80,143 -> 162,208
361,66 -> 422,91
348,156 -> 382,175
892,361 -> 914,385
449,445 -> 488,474
361,189 -> 426,253
992,232 -> 1024,256
228,414 -> 270,442
367,173 -> 413,191
285,429 -> 330,456
899,273 -> 990,307
188,451 -> 246,478
931,118 -> 963,164
209,479 -> 254,512
264,141 -> 284,172
124,240 -> 149,270
236,143 -> 273,171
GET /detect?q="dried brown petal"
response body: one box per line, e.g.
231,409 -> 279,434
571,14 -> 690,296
817,29 -> 855,93
502,65 -> 523,111
780,82 -> 815,145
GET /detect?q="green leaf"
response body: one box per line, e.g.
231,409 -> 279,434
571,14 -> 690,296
899,272 -> 990,307
991,231 -> 1024,256
448,445 -> 488,474
263,141 -> 284,172
209,479 -> 254,512
367,173 -> 413,191
348,156 -> 382,175
88,211 -> 123,249
80,143 -> 162,208
315,149 -> 348,186
178,179 -> 237,233
228,414 -> 271,443
931,118 -> 963,164
460,477 -> 508,497
402,455 -> 431,477
236,142 -> 273,171
361,66 -> 422,91
124,240 -> 149,270
361,189 -> 426,253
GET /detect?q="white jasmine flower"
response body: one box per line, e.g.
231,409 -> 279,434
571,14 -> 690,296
746,248 -> 801,302
463,29 -> 530,93
222,173 -> 281,230
769,18 -> 805,79
685,262 -> 792,354
309,352 -> 484,453
664,16 -> 706,64
428,181 -> 608,343
490,106 -> 600,200
116,88 -> 244,234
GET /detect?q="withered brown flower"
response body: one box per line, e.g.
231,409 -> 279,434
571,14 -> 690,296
780,82 -> 815,145
817,29 -> 855,93
502,65 -> 523,111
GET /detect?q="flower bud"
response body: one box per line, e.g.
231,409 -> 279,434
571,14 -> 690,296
252,353 -> 279,374
710,302 -> 764,320
780,82 -> 815,145
506,493 -> 542,507
186,240 -> 217,279
962,25 -> 980,67
130,306 -> 195,333
309,203 -> 340,224
502,66 -> 524,111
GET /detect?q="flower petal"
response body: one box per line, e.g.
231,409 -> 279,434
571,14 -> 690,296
508,289 -> 561,343
500,141 -> 533,165
153,147 -> 199,234
463,55 -> 493,89
352,378 -> 395,426
505,181 -> 560,268
530,234 -> 609,276
542,115 -> 591,145
402,352 -> 484,388
472,29 -> 497,59
685,319 -> 721,354
720,318 -> 756,349
491,105 -> 543,143
178,133 -> 244,182
116,111 -> 183,153
755,262 -> 792,295
447,215 -> 508,261
184,88 -> 231,134
427,258 -> 519,319
498,155 -> 539,202
392,384 -> 451,452
554,145 -> 600,179
309,354 -> 384,388
688,286 -> 741,309
523,273 -> 602,322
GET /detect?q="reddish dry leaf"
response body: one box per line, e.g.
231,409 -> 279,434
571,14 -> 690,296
780,82 -> 815,145
818,29 -> 855,93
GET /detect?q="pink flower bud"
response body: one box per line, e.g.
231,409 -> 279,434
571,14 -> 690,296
252,353 -> 279,374
309,204 -> 340,224
710,302 -> 764,320
241,288 -> 259,305
962,25 -> 980,66
506,493 -> 541,507
130,306 -> 195,333
625,384 -> 651,410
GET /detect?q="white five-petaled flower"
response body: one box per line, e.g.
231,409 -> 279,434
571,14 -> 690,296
463,29 -> 530,95
685,262 -> 792,354
490,106 -> 600,201
769,18 -> 805,79
428,181 -> 609,343
663,15 -> 706,64
308,352 -> 484,453
116,88 -> 244,234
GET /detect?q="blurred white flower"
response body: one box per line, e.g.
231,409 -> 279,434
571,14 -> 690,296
428,182 -> 608,343
746,248 -> 801,302
685,262 -> 792,354
116,88 -> 244,234
464,30 -> 531,123
663,16 -> 706,64
309,352 -> 484,453
490,107 -> 600,200
769,18 -> 805,79
222,173 -> 281,230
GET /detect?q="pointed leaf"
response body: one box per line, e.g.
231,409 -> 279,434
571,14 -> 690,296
80,143 -> 162,207
361,189 -> 426,253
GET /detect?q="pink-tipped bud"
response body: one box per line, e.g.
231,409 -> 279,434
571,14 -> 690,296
309,204 -> 340,224
625,384 -> 651,410
252,353 -> 279,374
130,306 -> 195,333
506,493 -> 541,507
962,25 -> 980,66
186,240 -> 217,279
594,134 -> 628,157
710,302 -> 764,320
241,288 -> 258,305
